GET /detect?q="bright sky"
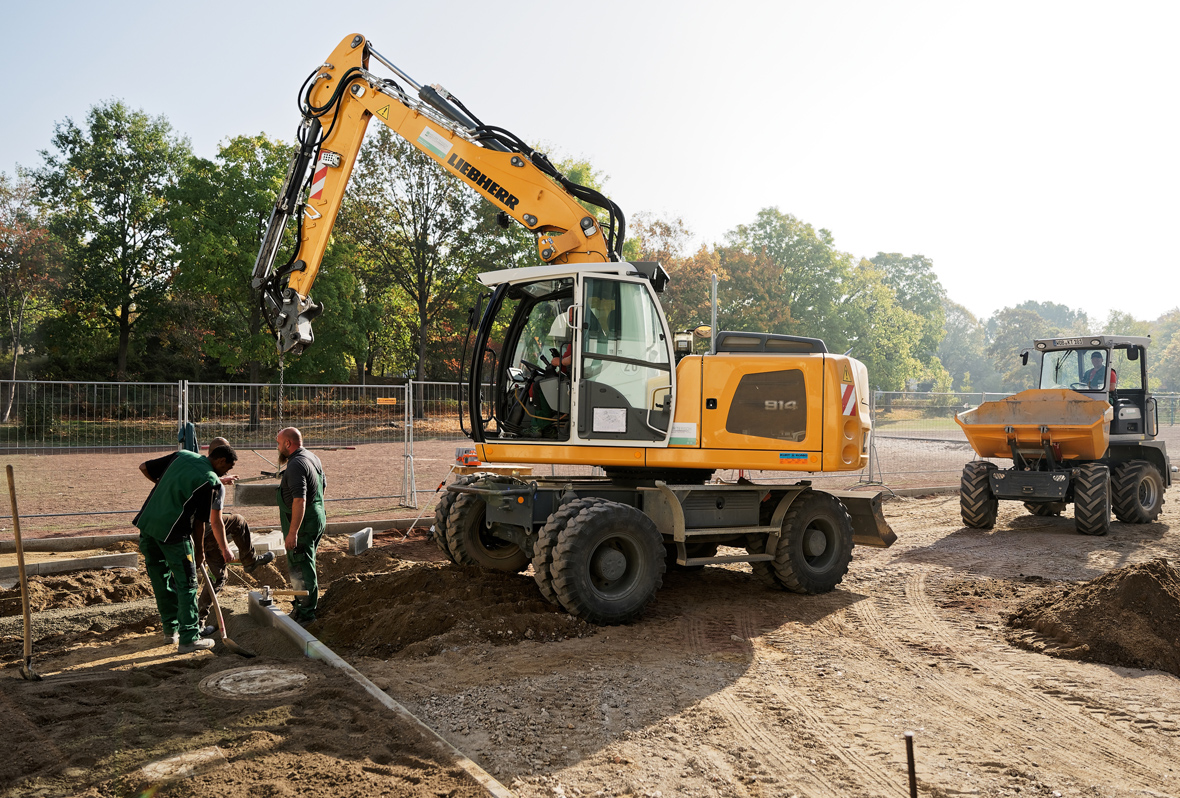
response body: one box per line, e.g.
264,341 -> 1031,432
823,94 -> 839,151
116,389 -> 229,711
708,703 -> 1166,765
5,1 -> 1178,327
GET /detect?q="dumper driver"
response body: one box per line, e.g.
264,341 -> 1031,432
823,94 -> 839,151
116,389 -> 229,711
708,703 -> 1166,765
277,427 -> 327,627
134,445 -> 238,653
1083,352 -> 1117,390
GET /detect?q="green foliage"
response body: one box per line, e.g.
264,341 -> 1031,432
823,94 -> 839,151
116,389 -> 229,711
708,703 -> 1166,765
869,253 -> 946,364
33,100 -> 192,378
986,307 -> 1046,390
171,134 -> 295,380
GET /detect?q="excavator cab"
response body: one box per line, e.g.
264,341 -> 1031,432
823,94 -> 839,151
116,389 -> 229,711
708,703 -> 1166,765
470,263 -> 674,446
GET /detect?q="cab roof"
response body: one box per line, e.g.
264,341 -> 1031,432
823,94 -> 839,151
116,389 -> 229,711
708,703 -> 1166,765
1034,335 -> 1152,352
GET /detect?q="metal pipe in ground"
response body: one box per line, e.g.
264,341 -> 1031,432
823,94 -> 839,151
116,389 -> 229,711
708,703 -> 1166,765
7,464 -> 41,681
905,730 -> 917,797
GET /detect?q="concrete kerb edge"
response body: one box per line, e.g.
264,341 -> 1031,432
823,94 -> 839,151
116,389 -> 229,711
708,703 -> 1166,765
0,518 -> 421,554
247,591 -> 513,798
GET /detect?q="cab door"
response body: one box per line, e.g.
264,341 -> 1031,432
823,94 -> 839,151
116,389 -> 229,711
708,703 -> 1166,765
575,276 -> 674,443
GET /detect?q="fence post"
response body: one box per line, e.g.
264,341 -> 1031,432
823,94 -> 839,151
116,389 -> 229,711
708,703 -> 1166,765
177,380 -> 186,451
402,380 -> 417,508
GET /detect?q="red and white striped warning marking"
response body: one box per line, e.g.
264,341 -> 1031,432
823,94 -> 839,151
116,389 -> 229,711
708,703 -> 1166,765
841,383 -> 857,416
310,159 -> 329,200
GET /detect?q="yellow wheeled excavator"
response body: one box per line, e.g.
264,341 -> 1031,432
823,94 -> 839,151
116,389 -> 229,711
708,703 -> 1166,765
252,33 -> 896,625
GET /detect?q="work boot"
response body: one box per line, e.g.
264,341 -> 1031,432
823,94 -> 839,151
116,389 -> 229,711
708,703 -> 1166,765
199,624 -> 218,638
245,551 -> 276,574
178,638 -> 216,653
287,611 -> 314,629
163,630 -> 179,645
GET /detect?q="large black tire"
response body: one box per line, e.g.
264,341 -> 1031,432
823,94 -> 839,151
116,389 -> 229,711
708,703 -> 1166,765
1073,463 -> 1111,536
532,500 -> 586,606
1024,501 -> 1066,517
745,535 -> 780,589
551,500 -> 665,625
1111,460 -> 1165,524
961,461 -> 998,529
431,475 -> 476,563
446,492 -> 530,572
770,491 -> 854,594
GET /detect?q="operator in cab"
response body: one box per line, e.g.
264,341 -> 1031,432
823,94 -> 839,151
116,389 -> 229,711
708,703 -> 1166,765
1082,351 -> 1117,390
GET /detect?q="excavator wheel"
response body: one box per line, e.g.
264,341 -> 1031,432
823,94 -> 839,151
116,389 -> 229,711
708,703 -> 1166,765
532,501 -> 584,607
431,474 -> 480,563
1111,460 -> 1165,524
770,491 -> 854,594
1024,501 -> 1066,517
446,491 -> 530,572
551,499 -> 665,625
960,461 -> 999,529
1073,463 -> 1111,536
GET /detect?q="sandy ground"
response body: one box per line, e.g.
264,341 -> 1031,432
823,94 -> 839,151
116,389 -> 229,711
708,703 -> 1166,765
2,488 -> 1179,797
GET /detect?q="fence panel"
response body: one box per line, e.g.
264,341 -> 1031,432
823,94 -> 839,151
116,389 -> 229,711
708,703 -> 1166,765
185,382 -> 408,449
0,380 -> 181,451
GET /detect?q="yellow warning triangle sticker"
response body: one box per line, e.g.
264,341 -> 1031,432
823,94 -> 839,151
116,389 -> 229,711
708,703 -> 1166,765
376,105 -> 390,120
842,364 -> 853,383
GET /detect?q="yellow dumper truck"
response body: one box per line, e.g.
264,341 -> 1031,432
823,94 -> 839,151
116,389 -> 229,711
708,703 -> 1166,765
956,335 -> 1171,536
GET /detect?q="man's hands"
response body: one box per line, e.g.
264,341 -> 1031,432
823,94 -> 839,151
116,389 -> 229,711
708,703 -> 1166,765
285,497 -> 306,553
219,473 -> 238,486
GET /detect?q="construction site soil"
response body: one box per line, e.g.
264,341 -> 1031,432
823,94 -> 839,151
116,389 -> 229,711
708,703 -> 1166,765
3,489 -> 1180,798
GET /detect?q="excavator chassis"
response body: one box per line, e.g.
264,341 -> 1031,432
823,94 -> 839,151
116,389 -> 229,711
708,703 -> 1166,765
438,474 -> 894,625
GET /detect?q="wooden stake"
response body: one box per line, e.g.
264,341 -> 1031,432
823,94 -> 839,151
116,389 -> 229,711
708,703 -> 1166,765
7,464 -> 41,681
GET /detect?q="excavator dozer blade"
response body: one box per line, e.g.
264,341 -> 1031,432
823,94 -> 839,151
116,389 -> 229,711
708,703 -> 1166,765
827,490 -> 897,548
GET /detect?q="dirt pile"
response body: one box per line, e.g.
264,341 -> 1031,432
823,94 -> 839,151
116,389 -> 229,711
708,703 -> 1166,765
1006,558 -> 1180,675
0,569 -> 152,617
314,562 -> 593,658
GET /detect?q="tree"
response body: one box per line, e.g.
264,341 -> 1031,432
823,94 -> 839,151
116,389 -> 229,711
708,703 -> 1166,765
338,127 -> 525,380
986,307 -> 1047,391
34,101 -> 191,378
0,171 -> 60,419
1012,300 -> 1089,334
722,207 -> 855,346
837,260 -> 926,391
939,300 -> 999,392
171,135 -> 296,384
870,252 -> 947,365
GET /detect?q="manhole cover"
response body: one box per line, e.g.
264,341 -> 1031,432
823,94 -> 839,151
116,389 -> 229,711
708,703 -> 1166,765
199,666 -> 314,700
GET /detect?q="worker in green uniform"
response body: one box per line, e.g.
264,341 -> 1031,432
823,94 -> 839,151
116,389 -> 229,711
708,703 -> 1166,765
135,446 -> 238,653
277,427 -> 326,626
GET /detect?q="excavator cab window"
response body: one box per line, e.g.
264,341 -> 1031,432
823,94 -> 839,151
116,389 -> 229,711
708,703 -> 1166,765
578,278 -> 672,441
495,279 -> 574,440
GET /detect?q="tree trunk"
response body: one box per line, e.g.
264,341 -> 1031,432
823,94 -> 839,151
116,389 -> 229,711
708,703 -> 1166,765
116,303 -> 131,380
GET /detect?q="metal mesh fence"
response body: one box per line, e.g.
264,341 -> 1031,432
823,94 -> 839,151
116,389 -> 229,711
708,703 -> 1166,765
0,380 -> 181,451
185,382 -> 409,449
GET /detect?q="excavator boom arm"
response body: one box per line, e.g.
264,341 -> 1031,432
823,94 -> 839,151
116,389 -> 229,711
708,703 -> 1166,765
253,33 -> 621,354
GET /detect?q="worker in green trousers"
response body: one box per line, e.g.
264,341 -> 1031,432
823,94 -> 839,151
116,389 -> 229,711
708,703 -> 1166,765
277,427 -> 327,626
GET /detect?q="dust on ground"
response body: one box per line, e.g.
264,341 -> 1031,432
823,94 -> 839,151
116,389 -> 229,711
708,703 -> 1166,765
3,492 -> 1180,798
1006,557 -> 1180,675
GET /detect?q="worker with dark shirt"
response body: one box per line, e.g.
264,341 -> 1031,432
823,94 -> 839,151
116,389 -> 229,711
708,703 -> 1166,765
139,437 -> 275,634
276,427 -> 327,626
134,447 -> 237,653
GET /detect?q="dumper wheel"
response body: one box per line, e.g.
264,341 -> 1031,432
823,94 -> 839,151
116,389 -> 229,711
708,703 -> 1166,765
446,491 -> 530,572
431,474 -> 480,563
532,500 -> 585,607
960,462 -> 998,529
1073,463 -> 1111,536
1024,501 -> 1066,517
770,491 -> 854,594
1111,460 -> 1165,524
552,499 -> 665,625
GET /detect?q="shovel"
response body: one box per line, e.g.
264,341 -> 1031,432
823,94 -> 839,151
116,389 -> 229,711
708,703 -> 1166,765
200,563 -> 256,658
6,465 -> 41,681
